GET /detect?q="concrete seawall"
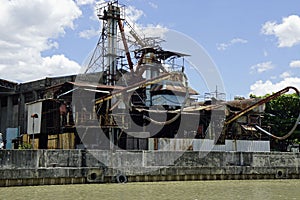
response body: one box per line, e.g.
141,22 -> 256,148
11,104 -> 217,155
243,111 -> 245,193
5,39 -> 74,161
0,150 -> 299,186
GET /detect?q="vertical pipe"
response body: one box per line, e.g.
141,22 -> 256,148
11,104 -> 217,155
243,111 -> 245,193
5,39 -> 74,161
106,4 -> 120,151
107,4 -> 119,86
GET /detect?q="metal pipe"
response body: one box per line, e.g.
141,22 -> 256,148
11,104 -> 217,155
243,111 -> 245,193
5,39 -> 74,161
254,110 -> 300,140
225,86 -> 299,125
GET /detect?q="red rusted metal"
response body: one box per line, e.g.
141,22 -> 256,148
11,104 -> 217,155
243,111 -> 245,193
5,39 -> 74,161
118,19 -> 134,71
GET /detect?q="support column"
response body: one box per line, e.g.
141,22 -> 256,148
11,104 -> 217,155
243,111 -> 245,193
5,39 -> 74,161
18,94 -> 25,134
32,90 -> 38,101
6,96 -> 13,128
0,98 -> 2,133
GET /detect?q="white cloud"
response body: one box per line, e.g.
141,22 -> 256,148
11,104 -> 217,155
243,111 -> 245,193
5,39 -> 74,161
76,0 -> 95,6
123,5 -> 168,43
79,0 -> 105,22
280,71 -> 291,79
149,2 -> 158,9
0,0 -> 82,82
4,55 -> 81,82
126,5 -> 145,23
231,38 -> 248,44
42,55 -> 81,76
79,28 -> 100,39
217,38 -> 248,51
142,24 -> 169,39
290,60 -> 300,68
249,77 -> 300,96
250,61 -> 274,74
261,15 -> 300,47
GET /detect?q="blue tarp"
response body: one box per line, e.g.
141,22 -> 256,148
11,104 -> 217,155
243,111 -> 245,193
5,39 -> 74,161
6,128 -> 18,149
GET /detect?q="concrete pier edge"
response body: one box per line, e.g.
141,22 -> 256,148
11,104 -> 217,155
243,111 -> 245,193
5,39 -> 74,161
0,150 -> 299,187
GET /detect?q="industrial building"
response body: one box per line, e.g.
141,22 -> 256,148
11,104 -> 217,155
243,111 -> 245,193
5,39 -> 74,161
0,73 -> 269,151
1,1 -> 298,152
0,76 -> 77,149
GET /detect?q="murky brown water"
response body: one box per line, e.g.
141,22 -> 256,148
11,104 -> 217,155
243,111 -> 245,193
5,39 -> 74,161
0,180 -> 299,200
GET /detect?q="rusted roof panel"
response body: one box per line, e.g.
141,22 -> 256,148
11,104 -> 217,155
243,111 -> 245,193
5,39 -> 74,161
151,84 -> 198,95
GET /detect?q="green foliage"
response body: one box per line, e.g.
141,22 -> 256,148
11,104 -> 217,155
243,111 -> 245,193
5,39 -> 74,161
252,93 -> 299,151
255,92 -> 299,149
18,142 -> 32,149
263,93 -> 299,137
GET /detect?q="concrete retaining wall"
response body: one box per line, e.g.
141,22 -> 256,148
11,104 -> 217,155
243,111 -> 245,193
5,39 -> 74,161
0,150 -> 299,186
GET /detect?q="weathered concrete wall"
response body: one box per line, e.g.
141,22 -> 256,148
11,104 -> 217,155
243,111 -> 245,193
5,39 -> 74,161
0,150 -> 300,186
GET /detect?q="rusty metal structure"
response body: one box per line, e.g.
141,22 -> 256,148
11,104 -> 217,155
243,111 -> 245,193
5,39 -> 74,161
0,1 -> 299,151
67,1 -> 299,150
223,86 -> 300,142
72,1 -> 201,150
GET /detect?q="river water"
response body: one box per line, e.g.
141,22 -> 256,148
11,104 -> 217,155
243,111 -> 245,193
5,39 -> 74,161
0,180 -> 299,200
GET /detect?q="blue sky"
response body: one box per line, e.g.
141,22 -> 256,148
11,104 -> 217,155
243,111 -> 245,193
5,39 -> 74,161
1,0 -> 300,98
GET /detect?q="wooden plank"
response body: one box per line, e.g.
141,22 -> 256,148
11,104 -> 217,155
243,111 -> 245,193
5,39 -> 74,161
48,134 -> 58,149
59,133 -> 75,149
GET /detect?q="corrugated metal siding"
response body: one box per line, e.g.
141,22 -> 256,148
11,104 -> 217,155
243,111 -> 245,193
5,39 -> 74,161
148,138 -> 270,152
236,140 -> 270,152
225,140 -> 235,151
193,139 -> 215,151
158,138 -> 193,151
